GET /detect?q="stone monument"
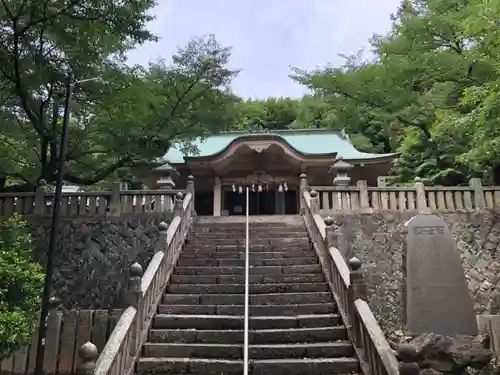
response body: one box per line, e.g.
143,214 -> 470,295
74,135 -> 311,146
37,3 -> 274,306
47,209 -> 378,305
404,214 -> 478,336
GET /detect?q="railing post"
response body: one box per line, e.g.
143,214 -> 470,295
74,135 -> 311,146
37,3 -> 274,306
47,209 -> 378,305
323,217 -> 335,283
158,221 -> 169,248
107,182 -> 122,217
357,180 -> 372,214
127,262 -> 143,308
397,344 -> 420,375
377,176 -> 387,187
324,217 -> 337,248
324,216 -> 347,259
309,190 -> 319,213
76,342 -> 98,375
348,257 -> 366,348
470,178 -> 485,211
174,192 -> 184,217
414,178 -> 429,214
299,173 -> 309,215
35,179 -> 48,216
348,257 -> 366,300
187,175 -> 195,217
128,262 -> 143,356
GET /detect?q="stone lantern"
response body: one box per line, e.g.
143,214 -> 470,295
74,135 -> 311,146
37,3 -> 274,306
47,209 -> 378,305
328,159 -> 353,186
154,162 -> 179,212
157,175 -> 175,189
155,162 -> 177,189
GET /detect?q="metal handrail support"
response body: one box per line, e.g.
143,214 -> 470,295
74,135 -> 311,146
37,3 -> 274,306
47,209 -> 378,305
243,186 -> 250,375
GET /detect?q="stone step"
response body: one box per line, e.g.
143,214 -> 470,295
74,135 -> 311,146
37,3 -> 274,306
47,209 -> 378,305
136,357 -> 242,375
251,326 -> 348,344
153,314 -> 242,330
158,302 -> 336,316
170,273 -> 325,285
194,223 -> 304,230
251,265 -> 322,275
251,358 -> 360,375
254,292 -> 333,305
195,223 -> 305,229
153,314 -> 340,330
248,342 -> 354,359
189,237 -> 310,246
163,292 -> 333,305
179,250 -> 315,259
148,326 -> 347,344
142,341 -> 353,360
250,303 -> 336,316
167,282 -> 329,295
149,328 -> 242,344
174,264 -> 322,276
250,314 -> 340,329
136,357 -> 359,375
190,230 -> 308,239
137,357 -> 359,375
185,243 -> 311,252
177,257 -> 318,267
143,342 -> 243,359
189,234 -> 308,241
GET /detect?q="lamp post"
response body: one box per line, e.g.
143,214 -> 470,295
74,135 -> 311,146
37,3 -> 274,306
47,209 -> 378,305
34,73 -> 100,375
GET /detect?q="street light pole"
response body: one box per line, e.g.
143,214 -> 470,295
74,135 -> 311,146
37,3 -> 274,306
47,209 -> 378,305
34,71 -> 74,375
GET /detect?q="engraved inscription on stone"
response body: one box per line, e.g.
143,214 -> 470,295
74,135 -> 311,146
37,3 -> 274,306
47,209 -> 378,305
405,215 -> 478,336
413,226 -> 445,235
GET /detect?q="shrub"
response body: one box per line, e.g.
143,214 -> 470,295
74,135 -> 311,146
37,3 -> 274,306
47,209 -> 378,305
0,214 -> 44,360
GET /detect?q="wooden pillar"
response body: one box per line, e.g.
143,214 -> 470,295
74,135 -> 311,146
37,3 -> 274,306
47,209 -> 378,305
213,176 -> 221,216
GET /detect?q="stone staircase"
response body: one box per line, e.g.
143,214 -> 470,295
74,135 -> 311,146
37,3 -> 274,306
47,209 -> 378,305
136,216 -> 361,375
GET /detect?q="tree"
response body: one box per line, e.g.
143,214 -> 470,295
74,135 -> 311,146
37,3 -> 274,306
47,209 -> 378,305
0,214 -> 44,360
0,0 -> 238,189
291,0 -> 500,185
291,60 -> 401,154
0,0 -> 155,188
61,36 -> 238,187
231,97 -> 300,131
290,95 -> 335,130
230,96 -> 340,133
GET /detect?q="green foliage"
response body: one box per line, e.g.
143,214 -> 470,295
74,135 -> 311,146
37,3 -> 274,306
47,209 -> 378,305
289,0 -> 500,185
230,97 -> 299,131
63,35 -> 237,187
0,0 -> 237,189
0,215 -> 44,360
4,0 -> 500,187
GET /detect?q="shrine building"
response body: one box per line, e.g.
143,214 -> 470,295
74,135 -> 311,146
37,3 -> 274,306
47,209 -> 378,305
136,129 -> 398,216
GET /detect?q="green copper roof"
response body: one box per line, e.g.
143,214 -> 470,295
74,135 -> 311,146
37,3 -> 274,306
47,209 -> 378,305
163,129 -> 397,164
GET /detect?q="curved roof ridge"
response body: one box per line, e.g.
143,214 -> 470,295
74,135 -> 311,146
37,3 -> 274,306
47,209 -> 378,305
184,133 -> 337,161
163,129 -> 398,164
218,128 -> 333,135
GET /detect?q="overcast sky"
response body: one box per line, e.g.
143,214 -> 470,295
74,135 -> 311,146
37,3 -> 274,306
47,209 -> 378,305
126,0 -> 402,99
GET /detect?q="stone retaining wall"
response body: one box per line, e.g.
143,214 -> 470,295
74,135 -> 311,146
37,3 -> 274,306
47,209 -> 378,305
30,213 -> 172,309
330,212 -> 500,335
28,211 -> 500,330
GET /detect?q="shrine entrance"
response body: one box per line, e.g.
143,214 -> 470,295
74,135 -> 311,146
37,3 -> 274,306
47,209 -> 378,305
222,184 -> 298,216
184,134 -> 329,216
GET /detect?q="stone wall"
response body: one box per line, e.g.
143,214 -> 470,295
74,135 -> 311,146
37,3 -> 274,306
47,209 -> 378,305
330,212 -> 500,335
29,213 -> 173,309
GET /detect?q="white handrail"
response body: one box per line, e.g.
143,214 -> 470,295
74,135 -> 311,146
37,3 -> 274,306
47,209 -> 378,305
243,186 -> 250,375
